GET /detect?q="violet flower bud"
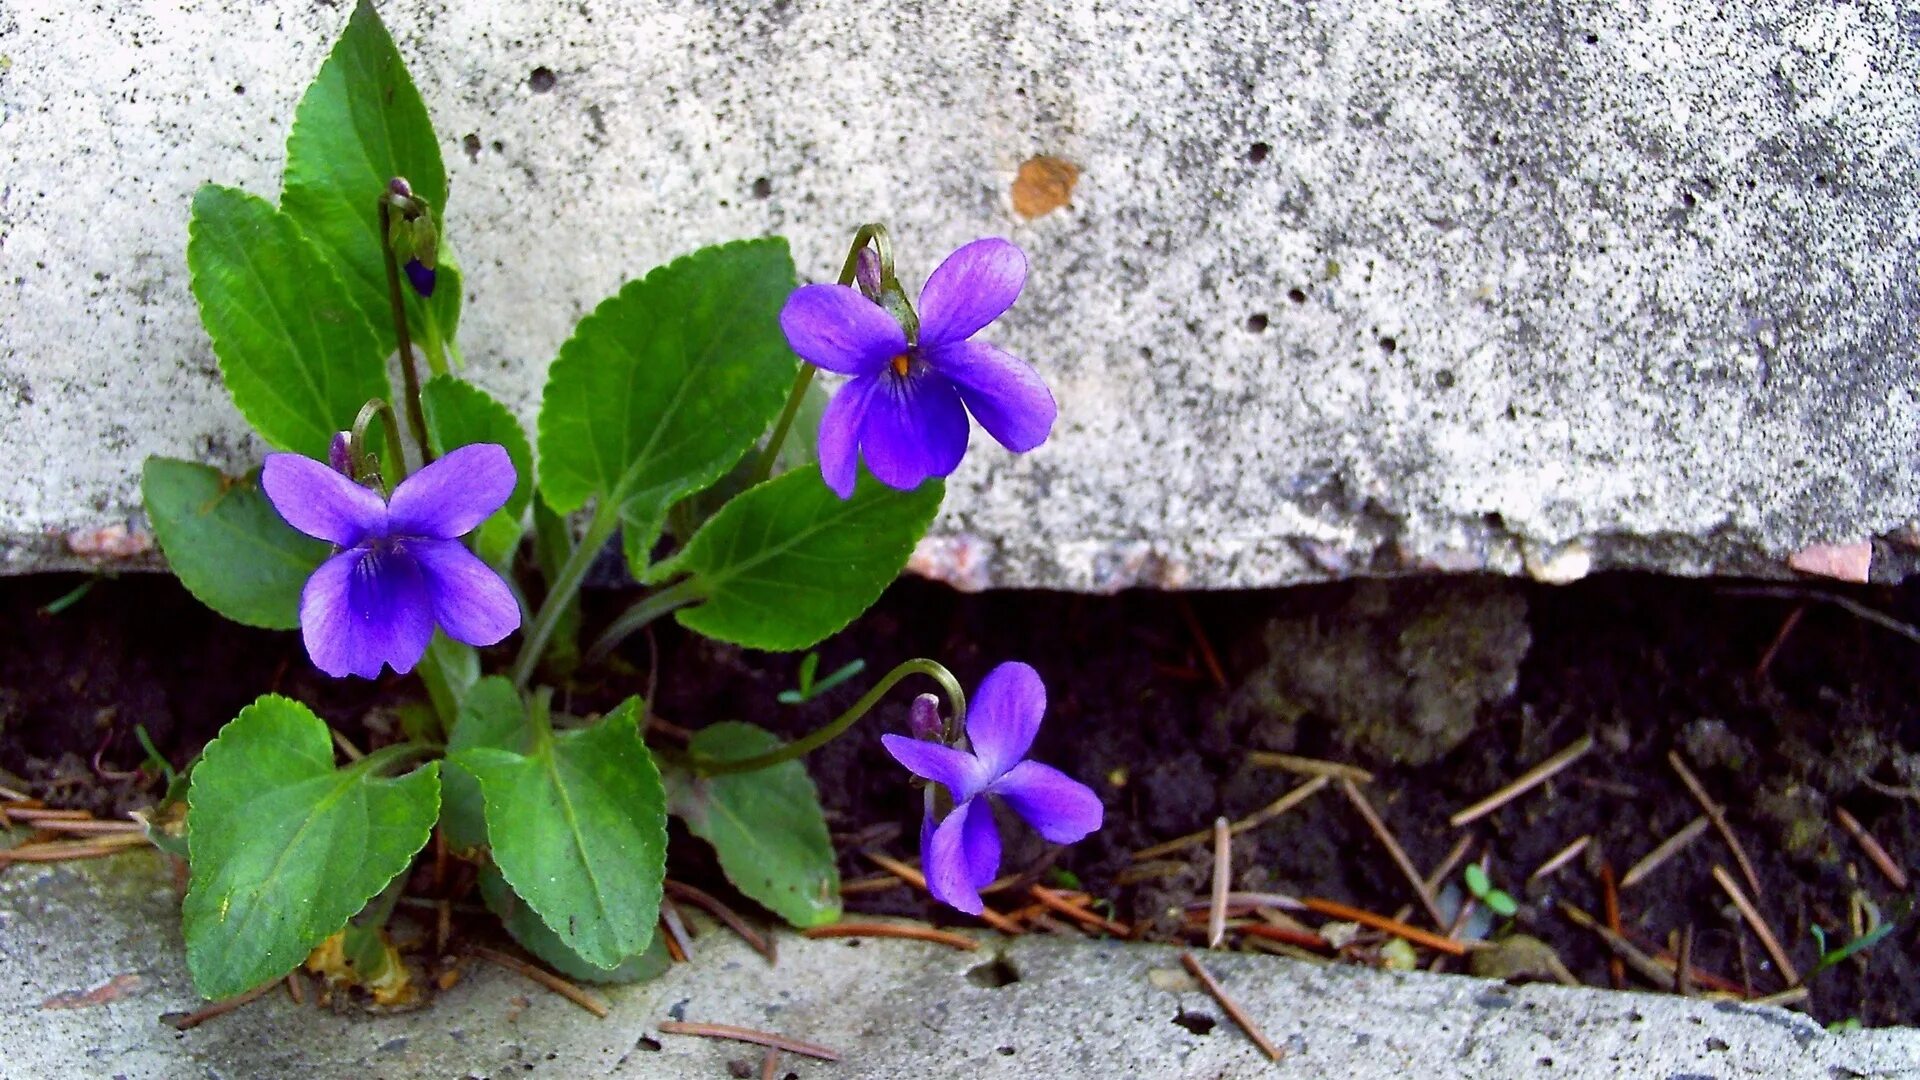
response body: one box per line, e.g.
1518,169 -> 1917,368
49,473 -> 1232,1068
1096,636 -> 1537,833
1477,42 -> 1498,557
326,431 -> 354,477
854,247 -> 883,302
908,693 -> 943,741
404,258 -> 437,298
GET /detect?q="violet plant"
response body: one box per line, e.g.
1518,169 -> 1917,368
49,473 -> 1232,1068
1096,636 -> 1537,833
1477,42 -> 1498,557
138,0 -> 1101,1001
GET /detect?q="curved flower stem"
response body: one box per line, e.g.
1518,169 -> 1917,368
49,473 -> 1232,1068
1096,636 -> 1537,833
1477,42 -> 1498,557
581,578 -> 702,669
509,502 -> 620,690
349,740 -> 440,777
377,190 -> 434,466
351,398 -> 410,488
744,223 -> 897,486
691,658 -> 966,777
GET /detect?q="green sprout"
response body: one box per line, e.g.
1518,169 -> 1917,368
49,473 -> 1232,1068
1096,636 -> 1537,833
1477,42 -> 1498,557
1463,863 -> 1520,918
776,652 -> 868,706
1808,898 -> 1910,979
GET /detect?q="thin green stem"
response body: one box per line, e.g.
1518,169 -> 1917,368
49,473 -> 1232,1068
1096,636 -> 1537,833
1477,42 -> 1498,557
510,503 -> 619,689
348,740 -> 440,777
692,658 -> 966,777
582,578 -> 702,669
351,398 -> 409,488
377,197 -> 434,465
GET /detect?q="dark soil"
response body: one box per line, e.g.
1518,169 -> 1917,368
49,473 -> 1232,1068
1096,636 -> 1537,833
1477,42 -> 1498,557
3,571 -> 1916,1027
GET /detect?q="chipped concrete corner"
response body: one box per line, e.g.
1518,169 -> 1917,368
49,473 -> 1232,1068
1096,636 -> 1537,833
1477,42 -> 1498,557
4,855 -> 1917,1079
4,0 -> 1918,589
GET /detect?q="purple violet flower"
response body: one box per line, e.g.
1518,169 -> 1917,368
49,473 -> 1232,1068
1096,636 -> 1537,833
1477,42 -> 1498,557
779,238 -> 1057,499
404,259 -> 436,298
880,661 -> 1102,915
261,443 -> 521,679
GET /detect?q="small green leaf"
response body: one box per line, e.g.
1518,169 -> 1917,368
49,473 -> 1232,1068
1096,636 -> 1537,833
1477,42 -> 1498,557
187,185 -> 390,460
421,375 -> 535,564
1463,863 -> 1492,898
537,239 -> 799,575
1485,889 -> 1520,918
478,865 -> 671,984
451,699 -> 667,969
440,676 -> 527,854
282,0 -> 461,358
668,722 -> 840,928
655,468 -> 943,652
667,375 -> 830,543
142,457 -> 329,630
183,695 -> 439,999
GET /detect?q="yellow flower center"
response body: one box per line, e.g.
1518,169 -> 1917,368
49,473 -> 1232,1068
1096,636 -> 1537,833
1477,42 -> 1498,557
890,354 -> 912,377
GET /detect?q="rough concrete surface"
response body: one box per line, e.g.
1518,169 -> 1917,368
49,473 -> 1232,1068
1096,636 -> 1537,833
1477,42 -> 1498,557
4,1 -> 1919,589
3,854 -> 1916,1079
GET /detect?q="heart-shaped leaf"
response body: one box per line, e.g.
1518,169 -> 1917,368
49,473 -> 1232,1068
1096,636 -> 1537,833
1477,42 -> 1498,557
187,185 -> 390,460
478,865 -> 672,984
451,699 -> 667,969
141,457 -> 329,630
421,375 -> 535,565
654,468 -> 943,651
536,239 -> 797,576
183,695 -> 440,999
669,722 -> 840,928
439,675 -> 527,855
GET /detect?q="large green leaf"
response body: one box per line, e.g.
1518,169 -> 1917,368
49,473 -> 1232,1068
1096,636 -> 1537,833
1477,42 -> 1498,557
142,457 -> 329,630
536,239 -> 798,575
669,722 -> 840,928
654,468 -> 943,651
421,374 -> 534,564
666,376 -> 830,543
478,865 -> 672,984
451,699 -> 667,970
282,0 -> 461,359
183,695 -> 440,999
187,185 -> 390,460
440,676 -> 527,855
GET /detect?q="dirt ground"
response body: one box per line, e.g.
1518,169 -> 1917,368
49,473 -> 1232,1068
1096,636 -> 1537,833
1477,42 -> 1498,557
2,570 -> 1914,1026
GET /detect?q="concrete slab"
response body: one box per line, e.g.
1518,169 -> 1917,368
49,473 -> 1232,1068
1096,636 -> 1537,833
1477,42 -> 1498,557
2,853 -> 1915,1078
4,1 -> 1918,589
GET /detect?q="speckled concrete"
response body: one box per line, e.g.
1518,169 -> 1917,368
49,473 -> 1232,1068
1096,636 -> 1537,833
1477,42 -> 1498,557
4,1 -> 1918,589
4,854 -> 1916,1079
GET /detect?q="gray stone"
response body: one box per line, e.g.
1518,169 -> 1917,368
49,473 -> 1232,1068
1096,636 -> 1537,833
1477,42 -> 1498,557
4,853 -> 1917,1078
4,1 -> 1918,589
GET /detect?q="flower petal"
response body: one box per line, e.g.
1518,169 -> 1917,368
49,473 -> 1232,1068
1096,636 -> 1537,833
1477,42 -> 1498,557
410,538 -> 521,647
924,800 -> 986,915
924,339 -> 1057,453
961,797 -> 1002,888
388,443 -> 516,540
966,661 -> 1047,778
859,371 -> 969,492
817,375 -> 880,499
880,734 -> 988,802
261,453 -> 386,547
990,760 -> 1104,844
780,284 -> 906,376
916,238 -> 1026,349
299,547 -> 435,678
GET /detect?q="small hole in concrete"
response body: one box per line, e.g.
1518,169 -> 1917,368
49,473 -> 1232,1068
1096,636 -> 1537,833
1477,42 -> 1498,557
463,134 -> 482,162
997,1046 -> 1017,1056
1537,1058 -> 1553,1068
967,956 -> 1021,988
1583,31 -> 1598,44
636,1037 -> 662,1052
1379,336 -> 1398,354
727,1059 -> 755,1079
1173,1010 -> 1217,1035
751,177 -> 773,199
1682,191 -> 1696,208
1706,1037 -> 1729,1052
1490,131 -> 1502,146
233,84 -> 245,95
1436,369 -> 1456,389
1627,1010 -> 1645,1023
1287,287 -> 1307,304
1247,141 -> 1271,164
529,66 -> 557,93
1246,313 -> 1268,333
490,139 -> 505,153
1483,512 -> 1506,531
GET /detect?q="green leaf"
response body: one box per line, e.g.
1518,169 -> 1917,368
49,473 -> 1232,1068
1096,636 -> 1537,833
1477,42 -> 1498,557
666,375 -> 829,544
282,0 -> 461,359
421,375 -> 535,564
478,865 -> 671,984
530,497 -> 583,678
668,722 -> 840,928
537,239 -> 798,575
187,185 -> 391,460
440,676 -> 527,854
141,457 -> 329,630
1463,863 -> 1491,898
182,695 -> 439,999
655,468 -> 943,652
451,699 -> 667,969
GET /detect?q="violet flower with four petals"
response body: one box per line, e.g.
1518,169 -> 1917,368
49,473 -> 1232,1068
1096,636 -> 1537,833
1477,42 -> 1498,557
881,661 -> 1103,915
780,238 -> 1057,499
262,443 -> 521,679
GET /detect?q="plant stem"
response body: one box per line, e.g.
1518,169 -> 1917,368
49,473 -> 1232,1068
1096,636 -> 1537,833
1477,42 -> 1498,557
377,196 -> 434,465
349,740 -> 439,777
581,580 -> 701,669
692,658 -> 965,776
510,503 -> 619,689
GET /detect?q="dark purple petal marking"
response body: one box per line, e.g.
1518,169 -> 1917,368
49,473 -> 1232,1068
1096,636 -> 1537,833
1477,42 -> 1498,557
388,443 -> 516,540
410,538 -> 521,647
262,452 -> 387,547
915,238 -> 1026,350
924,800 -> 986,915
816,374 -> 880,500
780,284 -> 905,376
404,259 -> 437,298
966,661 -> 1047,777
858,371 -> 969,492
880,734 -> 987,802
924,339 -> 1057,453
960,797 -> 1002,888
991,760 -> 1104,844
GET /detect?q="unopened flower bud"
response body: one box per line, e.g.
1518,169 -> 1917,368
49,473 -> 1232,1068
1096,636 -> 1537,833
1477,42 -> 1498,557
327,431 -> 354,477
908,693 -> 943,740
405,258 -> 437,298
854,247 -> 883,302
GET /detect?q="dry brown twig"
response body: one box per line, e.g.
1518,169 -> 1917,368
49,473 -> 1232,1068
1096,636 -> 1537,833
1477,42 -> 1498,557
1302,897 -> 1468,957
1180,952 -> 1285,1061
471,945 -> 610,1018
1246,751 -> 1374,785
1209,817 -> 1231,949
1132,775 -> 1330,863
1341,779 -> 1446,929
1528,835 -> 1592,885
1449,734 -> 1595,828
656,1021 -> 841,1062
1711,865 -> 1800,988
666,881 -> 776,963
863,851 -> 1024,935
1620,816 -> 1711,889
803,923 -> 979,951
1833,807 -> 1909,890
1670,752 -> 1763,898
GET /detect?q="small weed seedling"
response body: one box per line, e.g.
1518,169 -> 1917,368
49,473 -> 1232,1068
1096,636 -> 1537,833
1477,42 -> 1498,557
776,652 -> 868,706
